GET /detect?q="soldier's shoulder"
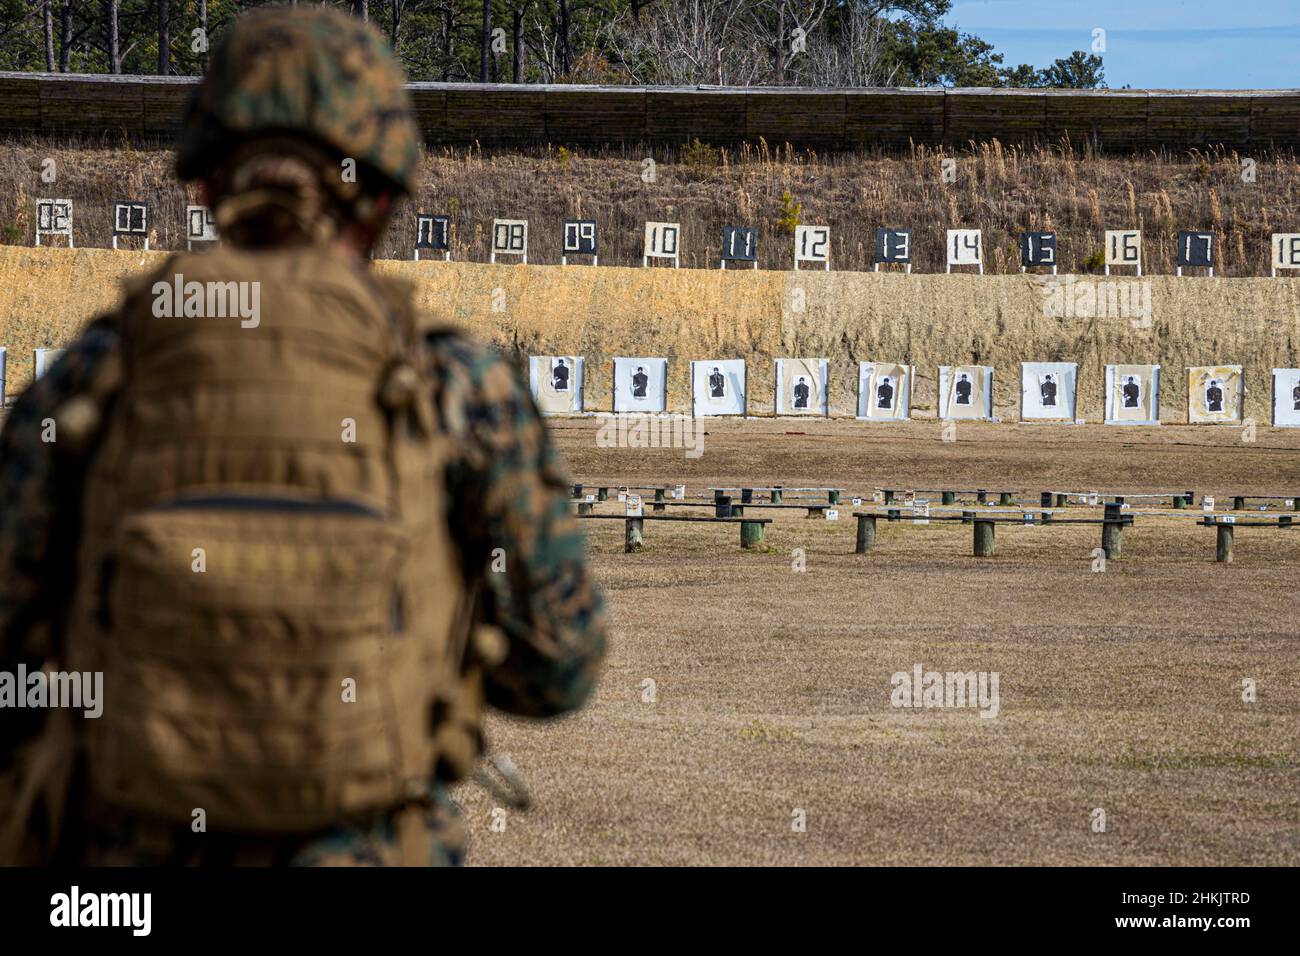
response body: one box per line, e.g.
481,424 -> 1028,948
424,329 -> 521,397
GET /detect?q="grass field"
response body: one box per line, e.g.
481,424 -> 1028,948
453,418 -> 1300,865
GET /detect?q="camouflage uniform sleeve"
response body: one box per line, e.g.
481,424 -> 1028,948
0,320 -> 120,764
425,332 -> 606,718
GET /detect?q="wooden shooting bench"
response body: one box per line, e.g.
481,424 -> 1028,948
1200,513 -> 1296,563
651,499 -> 838,518
880,488 -> 1018,506
572,484 -> 676,511
575,513 -> 773,552
852,504 -> 1134,558
709,486 -> 843,504
1041,490 -> 1195,509
1222,494 -> 1299,512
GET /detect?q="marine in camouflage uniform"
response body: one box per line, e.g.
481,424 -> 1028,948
0,8 -> 604,866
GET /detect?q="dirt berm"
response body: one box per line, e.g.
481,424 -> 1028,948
2,245 -> 1297,421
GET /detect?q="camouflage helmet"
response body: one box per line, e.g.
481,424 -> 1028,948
175,7 -> 420,195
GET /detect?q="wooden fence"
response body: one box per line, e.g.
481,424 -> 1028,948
3,73 -> 1299,151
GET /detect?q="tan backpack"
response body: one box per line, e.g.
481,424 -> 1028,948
64,244 -> 477,834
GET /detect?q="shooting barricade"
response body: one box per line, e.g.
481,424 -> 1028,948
1200,514 -> 1295,562
575,512 -> 772,552
852,502 -> 1134,558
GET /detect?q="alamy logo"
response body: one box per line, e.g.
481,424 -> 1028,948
152,273 -> 261,328
0,665 -> 102,718
1040,276 -> 1151,328
890,663 -> 1000,718
50,886 -> 151,936
596,413 -> 705,459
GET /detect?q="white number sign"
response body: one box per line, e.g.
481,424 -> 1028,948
186,204 -> 217,248
490,219 -> 528,263
35,199 -> 73,247
1104,229 -> 1141,275
1271,233 -> 1300,276
946,229 -> 982,273
794,225 -> 830,270
644,221 -> 681,267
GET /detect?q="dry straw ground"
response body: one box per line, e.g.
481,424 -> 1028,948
455,419 -> 1300,865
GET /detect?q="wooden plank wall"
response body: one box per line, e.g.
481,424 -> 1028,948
1,73 -> 1298,151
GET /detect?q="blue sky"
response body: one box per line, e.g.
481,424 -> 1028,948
943,0 -> 1300,89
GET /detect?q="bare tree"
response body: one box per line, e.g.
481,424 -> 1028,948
606,0 -> 762,86
43,0 -> 56,71
480,0 -> 492,81
800,2 -> 897,87
512,2 -> 529,82
158,0 -> 169,75
58,0 -> 73,72
107,0 -> 121,73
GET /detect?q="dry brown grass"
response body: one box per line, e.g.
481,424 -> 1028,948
453,419 -> 1300,865
3,136 -> 1300,275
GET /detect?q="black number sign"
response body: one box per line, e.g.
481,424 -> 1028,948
1177,231 -> 1214,268
875,228 -> 911,263
112,200 -> 148,236
415,214 -> 450,250
563,220 -> 598,255
722,226 -> 757,261
1019,231 -> 1056,267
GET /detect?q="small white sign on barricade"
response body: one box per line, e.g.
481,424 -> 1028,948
626,495 -> 643,517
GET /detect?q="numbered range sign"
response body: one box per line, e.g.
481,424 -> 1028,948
721,226 -> 757,269
946,229 -> 982,274
111,200 -> 149,250
1176,231 -> 1214,276
490,219 -> 528,264
1104,229 -> 1141,275
1019,232 -> 1056,273
185,204 -> 217,249
644,221 -> 680,267
1271,233 -> 1300,276
415,213 -> 450,260
562,219 -> 598,265
873,228 -> 911,272
794,225 -> 830,270
35,199 -> 73,247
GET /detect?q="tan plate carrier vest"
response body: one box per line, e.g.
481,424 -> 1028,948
65,244 -> 476,834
